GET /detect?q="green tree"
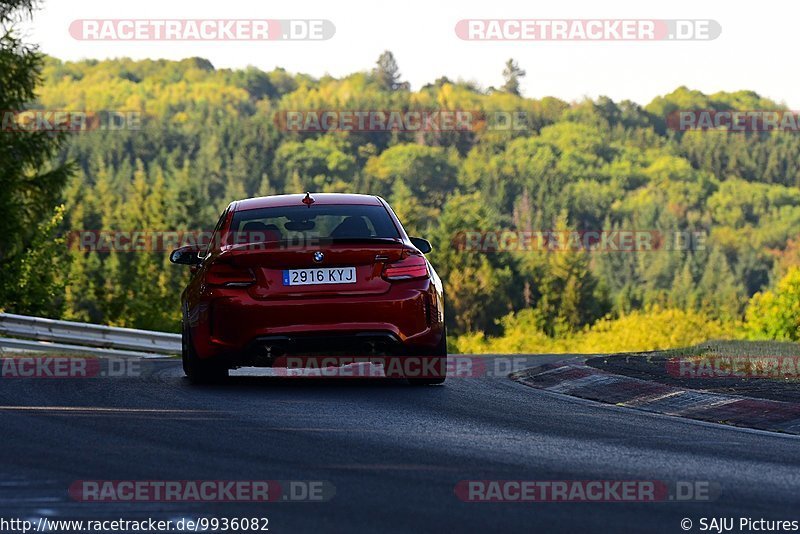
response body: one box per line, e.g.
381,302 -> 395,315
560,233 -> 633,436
372,50 -> 408,91
697,247 -> 746,321
0,0 -> 73,314
365,143 -> 458,211
10,205 -> 68,315
428,193 -> 514,335
501,58 -> 526,96
532,215 -> 605,336
745,267 -> 800,341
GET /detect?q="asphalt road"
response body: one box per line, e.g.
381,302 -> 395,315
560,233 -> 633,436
1,355 -> 799,534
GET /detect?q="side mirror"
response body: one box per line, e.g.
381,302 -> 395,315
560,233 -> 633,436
409,237 -> 432,254
170,245 -> 203,265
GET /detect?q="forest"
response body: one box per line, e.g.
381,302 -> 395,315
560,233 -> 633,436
4,52 -> 800,353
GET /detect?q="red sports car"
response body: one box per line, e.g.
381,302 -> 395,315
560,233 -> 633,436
170,193 -> 446,385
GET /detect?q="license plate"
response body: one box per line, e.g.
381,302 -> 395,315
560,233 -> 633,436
283,267 -> 357,286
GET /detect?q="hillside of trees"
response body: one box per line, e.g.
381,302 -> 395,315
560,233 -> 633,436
11,53 -> 800,352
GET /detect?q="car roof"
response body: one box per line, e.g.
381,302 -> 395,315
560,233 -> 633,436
233,193 -> 383,212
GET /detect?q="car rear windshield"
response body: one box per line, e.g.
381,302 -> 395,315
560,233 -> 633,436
229,204 -> 401,244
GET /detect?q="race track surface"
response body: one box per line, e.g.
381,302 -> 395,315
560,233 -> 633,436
1,355 -> 799,533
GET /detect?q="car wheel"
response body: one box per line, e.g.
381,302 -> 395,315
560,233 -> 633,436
181,322 -> 190,375
182,322 -> 228,385
407,328 -> 447,386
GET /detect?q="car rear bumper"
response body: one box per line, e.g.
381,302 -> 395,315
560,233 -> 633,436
188,280 -> 444,364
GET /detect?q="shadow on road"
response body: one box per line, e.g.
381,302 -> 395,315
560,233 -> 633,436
180,374 -> 440,390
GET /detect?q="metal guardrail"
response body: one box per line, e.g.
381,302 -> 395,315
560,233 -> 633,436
0,313 -> 181,356
0,337 -> 172,359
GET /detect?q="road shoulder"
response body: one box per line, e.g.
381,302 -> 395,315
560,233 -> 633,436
511,343 -> 800,435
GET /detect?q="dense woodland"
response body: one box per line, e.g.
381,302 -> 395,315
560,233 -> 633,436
6,52 -> 800,352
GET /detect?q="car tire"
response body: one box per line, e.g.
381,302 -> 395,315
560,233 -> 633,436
182,322 -> 228,385
407,328 -> 447,386
181,319 -> 190,375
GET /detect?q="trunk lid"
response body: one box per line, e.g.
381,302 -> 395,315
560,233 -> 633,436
220,239 -> 407,299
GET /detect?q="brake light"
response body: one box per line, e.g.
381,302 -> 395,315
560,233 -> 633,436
382,254 -> 428,281
205,263 -> 256,287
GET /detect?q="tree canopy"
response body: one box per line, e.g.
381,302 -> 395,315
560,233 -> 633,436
7,51 -> 800,352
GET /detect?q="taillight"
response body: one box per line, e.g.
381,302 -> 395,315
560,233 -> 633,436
382,254 -> 428,281
205,263 -> 255,287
